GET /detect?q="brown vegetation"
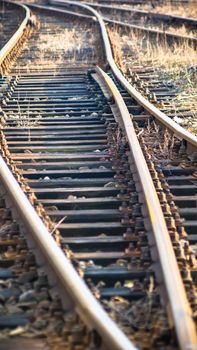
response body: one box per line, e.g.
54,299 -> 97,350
109,28 -> 197,135
123,3 -> 197,19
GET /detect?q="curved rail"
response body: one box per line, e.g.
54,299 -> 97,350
1,2 -> 197,349
0,1 -> 31,71
96,67 -> 197,350
49,0 -> 197,152
102,18 -> 197,48
0,157 -> 137,350
84,2 -> 197,27
0,5 -> 137,349
83,2 -> 197,49
47,1 -> 197,349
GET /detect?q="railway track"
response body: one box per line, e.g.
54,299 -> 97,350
82,0 -> 197,7
0,1 -> 197,349
81,2 -> 197,50
66,1 -> 197,135
46,1 -> 197,134
0,1 -> 26,51
106,32 -> 197,134
83,2 -> 197,33
0,195 -> 76,350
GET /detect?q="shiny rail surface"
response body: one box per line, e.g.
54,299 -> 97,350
0,1 -> 25,51
103,17 -> 197,49
0,2 -> 197,350
83,2 -> 197,28
96,66 -> 197,350
82,2 -> 197,49
0,1 -> 31,73
0,5 -> 137,350
0,157 -> 137,350
49,0 -> 197,152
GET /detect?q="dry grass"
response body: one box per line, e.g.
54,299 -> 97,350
105,11 -> 197,38
14,17 -> 99,74
166,25 -> 196,38
109,29 -> 197,69
148,4 -> 197,19
38,26 -> 95,58
108,28 -> 197,135
103,294 -> 170,348
123,3 -> 197,19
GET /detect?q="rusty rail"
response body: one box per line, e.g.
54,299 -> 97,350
50,0 -> 197,152
47,1 -> 197,349
1,1 -> 197,349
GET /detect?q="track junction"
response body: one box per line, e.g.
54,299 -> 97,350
0,1 -> 196,349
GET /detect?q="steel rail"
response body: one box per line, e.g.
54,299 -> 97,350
49,0 -> 197,152
0,5 -> 136,349
1,2 -> 196,348
0,6 -> 137,349
102,17 -> 197,48
83,3 -> 197,47
96,67 -> 197,350
83,2 -> 197,27
47,1 -> 197,349
0,1 -> 31,69
27,3 -> 93,20
0,155 -> 138,350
